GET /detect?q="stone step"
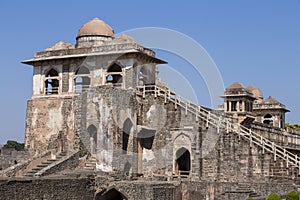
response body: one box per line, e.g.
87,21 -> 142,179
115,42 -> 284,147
59,152 -> 67,156
249,192 -> 261,198
36,164 -> 49,168
29,168 -> 43,173
25,171 -> 36,174
24,174 -> 34,177
31,167 -> 43,171
47,159 -> 58,162
84,167 -> 95,170
41,161 -> 54,164
86,163 -> 96,166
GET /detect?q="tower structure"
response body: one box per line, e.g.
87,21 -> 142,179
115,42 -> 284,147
22,18 -> 165,159
222,82 -> 289,128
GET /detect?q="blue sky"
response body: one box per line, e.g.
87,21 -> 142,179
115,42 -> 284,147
0,0 -> 299,144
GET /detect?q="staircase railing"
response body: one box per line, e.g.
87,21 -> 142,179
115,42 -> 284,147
136,85 -> 300,172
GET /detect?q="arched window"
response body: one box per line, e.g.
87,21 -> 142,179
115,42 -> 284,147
45,69 -> 59,95
107,64 -> 122,73
106,63 -> 123,86
74,66 -> 90,93
263,114 -> 273,125
175,147 -> 191,176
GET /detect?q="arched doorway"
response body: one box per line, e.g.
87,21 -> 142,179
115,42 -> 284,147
122,118 -> 133,154
175,147 -> 191,176
88,125 -> 97,155
95,188 -> 127,200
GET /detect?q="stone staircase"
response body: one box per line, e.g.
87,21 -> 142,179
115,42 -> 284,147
24,152 -> 67,177
84,156 -> 97,170
236,184 -> 261,199
137,85 -> 300,178
221,184 -> 262,199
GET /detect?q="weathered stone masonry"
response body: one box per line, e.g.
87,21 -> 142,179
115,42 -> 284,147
1,17 -> 300,200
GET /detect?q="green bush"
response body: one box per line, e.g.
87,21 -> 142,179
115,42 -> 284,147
286,191 -> 299,200
246,198 -> 254,200
3,140 -> 24,151
265,193 -> 281,200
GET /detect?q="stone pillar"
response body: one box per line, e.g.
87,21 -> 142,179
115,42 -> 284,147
224,101 -> 227,112
62,65 -> 69,93
242,101 -> 245,112
229,101 -> 232,112
138,138 -> 143,174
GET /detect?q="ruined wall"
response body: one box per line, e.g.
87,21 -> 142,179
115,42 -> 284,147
138,93 -> 202,177
201,127 -> 271,182
25,97 -> 75,155
75,86 -> 203,177
76,86 -> 139,173
0,178 -> 95,200
181,181 -> 296,200
0,149 -> 29,170
94,179 -> 182,200
0,177 -> 297,200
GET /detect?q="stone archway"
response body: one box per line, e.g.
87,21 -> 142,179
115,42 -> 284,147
175,147 -> 191,176
88,125 -> 97,155
263,113 -> 273,125
95,188 -> 127,200
122,118 -> 133,154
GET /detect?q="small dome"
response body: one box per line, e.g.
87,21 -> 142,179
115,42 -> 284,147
226,82 -> 245,90
262,96 -> 280,104
77,18 -> 114,38
247,86 -> 263,99
110,34 -> 141,45
44,41 -> 74,51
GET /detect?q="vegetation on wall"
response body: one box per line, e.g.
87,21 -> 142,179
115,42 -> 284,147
285,191 -> 300,200
265,193 -> 281,200
3,140 -> 24,151
285,123 -> 300,131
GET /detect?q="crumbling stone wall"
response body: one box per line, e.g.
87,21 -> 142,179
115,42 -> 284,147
25,98 -> 75,155
76,86 -> 140,173
181,181 -> 296,200
0,178 -> 95,200
201,127 -> 273,182
0,149 -> 29,171
138,93 -> 202,177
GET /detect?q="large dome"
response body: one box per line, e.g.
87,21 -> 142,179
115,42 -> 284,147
247,86 -> 263,99
77,18 -> 114,38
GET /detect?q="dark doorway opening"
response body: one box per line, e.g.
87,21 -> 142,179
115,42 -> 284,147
95,188 -> 127,200
122,119 -> 132,154
175,147 -> 191,176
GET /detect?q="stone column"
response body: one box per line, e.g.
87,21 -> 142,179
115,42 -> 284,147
138,138 -> 143,174
242,101 -> 245,112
